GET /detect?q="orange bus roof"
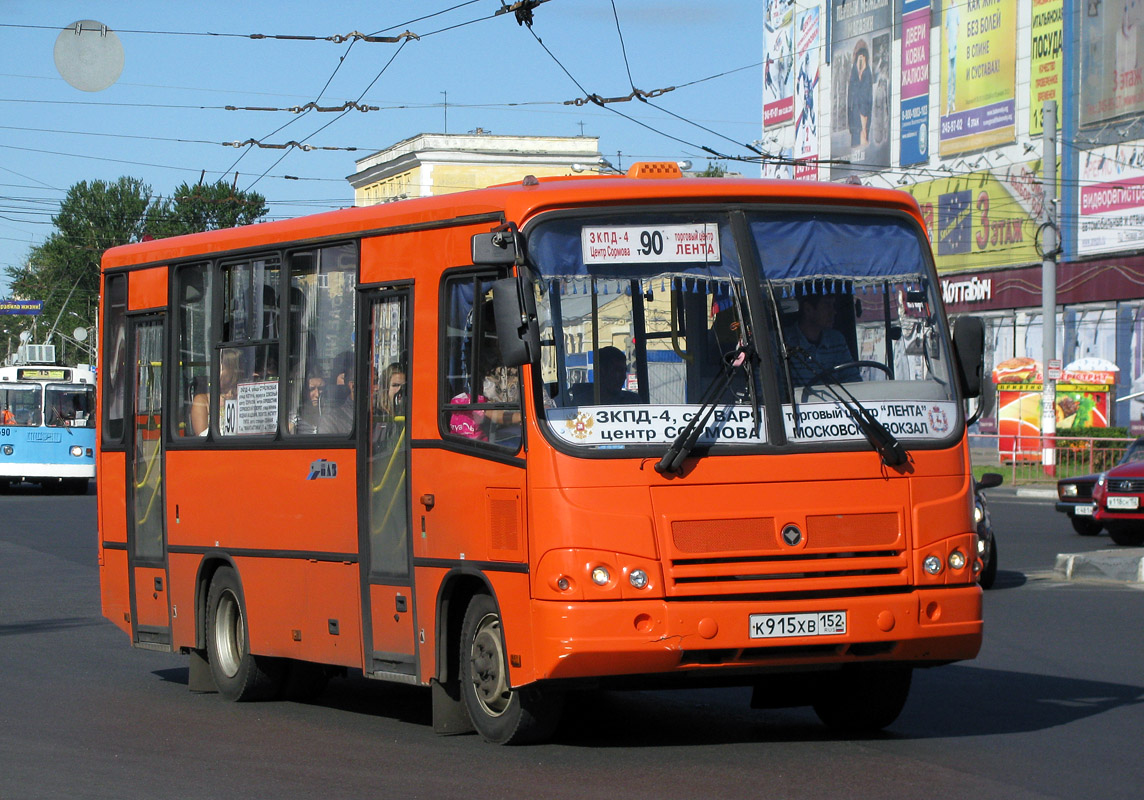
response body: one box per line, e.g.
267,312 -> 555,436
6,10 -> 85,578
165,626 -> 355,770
101,171 -> 925,271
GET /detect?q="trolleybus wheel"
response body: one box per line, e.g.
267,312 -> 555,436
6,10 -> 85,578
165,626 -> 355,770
812,665 -> 912,734
460,593 -> 563,745
205,566 -> 285,701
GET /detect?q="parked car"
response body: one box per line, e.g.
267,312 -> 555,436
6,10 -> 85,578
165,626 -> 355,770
1093,451 -> 1144,547
975,472 -> 1002,589
1056,437 -> 1144,539
1056,472 -> 1103,536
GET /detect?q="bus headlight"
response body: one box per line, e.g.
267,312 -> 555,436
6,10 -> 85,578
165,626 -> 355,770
923,555 -> 943,575
591,566 -> 610,586
628,569 -> 649,589
2,445 -> 12,456
70,445 -> 84,457
948,549 -> 967,571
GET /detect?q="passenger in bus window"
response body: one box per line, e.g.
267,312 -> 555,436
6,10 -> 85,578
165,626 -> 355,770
569,346 -> 638,405
190,349 -> 240,436
785,294 -> 860,385
450,354 -> 520,442
291,367 -> 327,434
319,352 -> 359,435
1,405 -> 13,425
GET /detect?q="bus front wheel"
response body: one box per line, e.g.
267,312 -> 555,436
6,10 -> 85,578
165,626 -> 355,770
812,665 -> 912,734
459,594 -> 563,745
205,566 -> 285,701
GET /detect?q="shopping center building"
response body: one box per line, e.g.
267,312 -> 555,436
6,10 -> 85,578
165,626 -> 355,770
760,0 -> 1144,430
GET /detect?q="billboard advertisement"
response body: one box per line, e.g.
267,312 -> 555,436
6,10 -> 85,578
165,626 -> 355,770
1080,0 -> 1144,127
792,5 -> 820,180
1029,0 -> 1063,135
764,0 -> 795,128
939,0 -> 1017,156
830,0 -> 892,180
1078,140 -> 1144,256
900,0 -> 931,167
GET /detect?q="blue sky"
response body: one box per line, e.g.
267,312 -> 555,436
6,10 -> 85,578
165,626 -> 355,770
0,1 -> 765,299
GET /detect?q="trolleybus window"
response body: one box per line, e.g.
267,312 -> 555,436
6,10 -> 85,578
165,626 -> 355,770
0,384 -> 42,426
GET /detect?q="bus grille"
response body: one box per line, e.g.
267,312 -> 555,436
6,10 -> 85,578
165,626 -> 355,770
666,513 -> 907,597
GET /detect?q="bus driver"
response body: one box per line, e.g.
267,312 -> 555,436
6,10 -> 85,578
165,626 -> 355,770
785,294 -> 860,385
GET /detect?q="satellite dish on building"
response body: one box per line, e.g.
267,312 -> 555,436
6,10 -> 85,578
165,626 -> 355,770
54,20 -> 124,92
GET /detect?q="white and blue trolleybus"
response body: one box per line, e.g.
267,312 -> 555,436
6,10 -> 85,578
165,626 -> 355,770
0,363 -> 96,493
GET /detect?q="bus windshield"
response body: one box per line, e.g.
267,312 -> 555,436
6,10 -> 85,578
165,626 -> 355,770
528,208 -> 958,452
45,383 -> 97,428
0,384 -> 43,427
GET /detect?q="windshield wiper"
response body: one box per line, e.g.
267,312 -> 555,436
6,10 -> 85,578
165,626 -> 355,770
789,349 -> 908,468
655,345 -> 754,475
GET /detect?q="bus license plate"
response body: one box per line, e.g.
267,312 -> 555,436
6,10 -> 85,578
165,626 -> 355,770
1108,496 -> 1139,510
749,611 -> 847,639
1074,504 -> 1095,516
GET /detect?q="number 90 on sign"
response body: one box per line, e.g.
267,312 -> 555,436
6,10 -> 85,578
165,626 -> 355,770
748,610 -> 847,639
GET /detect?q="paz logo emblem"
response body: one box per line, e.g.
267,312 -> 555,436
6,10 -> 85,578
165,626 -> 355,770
781,524 -> 803,547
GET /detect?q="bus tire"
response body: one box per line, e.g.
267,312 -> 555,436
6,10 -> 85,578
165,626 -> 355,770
460,593 -> 562,745
205,566 -> 285,701
812,665 -> 912,734
66,478 -> 89,495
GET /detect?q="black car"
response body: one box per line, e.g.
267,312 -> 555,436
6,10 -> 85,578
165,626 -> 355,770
1056,437 -> 1144,536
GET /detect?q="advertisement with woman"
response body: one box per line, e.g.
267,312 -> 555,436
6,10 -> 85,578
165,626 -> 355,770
830,0 -> 891,181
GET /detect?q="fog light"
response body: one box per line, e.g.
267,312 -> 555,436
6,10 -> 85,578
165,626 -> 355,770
591,566 -> 610,586
556,576 -> 571,592
2,445 -> 12,456
70,445 -> 83,457
923,555 -> 943,575
949,549 -> 966,570
628,569 -> 648,589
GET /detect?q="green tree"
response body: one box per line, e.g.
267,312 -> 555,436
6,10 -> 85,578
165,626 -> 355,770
5,177 -> 154,356
697,162 -> 727,178
4,177 -> 268,362
146,179 -> 268,239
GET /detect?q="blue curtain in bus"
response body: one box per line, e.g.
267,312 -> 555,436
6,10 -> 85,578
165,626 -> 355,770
747,212 -> 928,286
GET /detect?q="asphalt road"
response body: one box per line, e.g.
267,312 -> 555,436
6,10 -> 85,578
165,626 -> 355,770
2,482 -> 1143,800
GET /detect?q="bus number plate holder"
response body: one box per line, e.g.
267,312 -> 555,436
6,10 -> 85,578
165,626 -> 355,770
749,611 -> 847,639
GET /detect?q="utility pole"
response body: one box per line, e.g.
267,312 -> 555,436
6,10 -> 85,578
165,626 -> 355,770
1041,100 -> 1058,477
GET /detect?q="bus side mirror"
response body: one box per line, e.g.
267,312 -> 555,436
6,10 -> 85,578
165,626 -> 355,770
492,276 -> 540,367
952,315 -> 985,399
472,231 -> 518,265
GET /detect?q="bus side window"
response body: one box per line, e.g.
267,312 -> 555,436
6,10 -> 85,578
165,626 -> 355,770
217,256 -> 281,438
286,243 -> 357,437
441,273 -> 521,449
176,264 -> 212,438
102,273 -> 128,446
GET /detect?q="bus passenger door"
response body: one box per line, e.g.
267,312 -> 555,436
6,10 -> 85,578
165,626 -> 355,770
127,316 -> 171,647
359,291 -> 416,679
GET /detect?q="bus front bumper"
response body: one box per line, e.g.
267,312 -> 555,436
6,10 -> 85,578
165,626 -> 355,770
525,586 -> 982,683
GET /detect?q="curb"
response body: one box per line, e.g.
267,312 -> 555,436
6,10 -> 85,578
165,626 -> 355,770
1054,548 -> 1144,584
1014,487 -> 1057,499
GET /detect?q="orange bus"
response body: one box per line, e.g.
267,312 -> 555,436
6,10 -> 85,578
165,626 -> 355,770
98,163 -> 987,744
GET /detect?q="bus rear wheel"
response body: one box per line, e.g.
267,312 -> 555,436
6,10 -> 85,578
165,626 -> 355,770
205,566 -> 285,701
812,665 -> 912,734
460,594 -> 562,745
